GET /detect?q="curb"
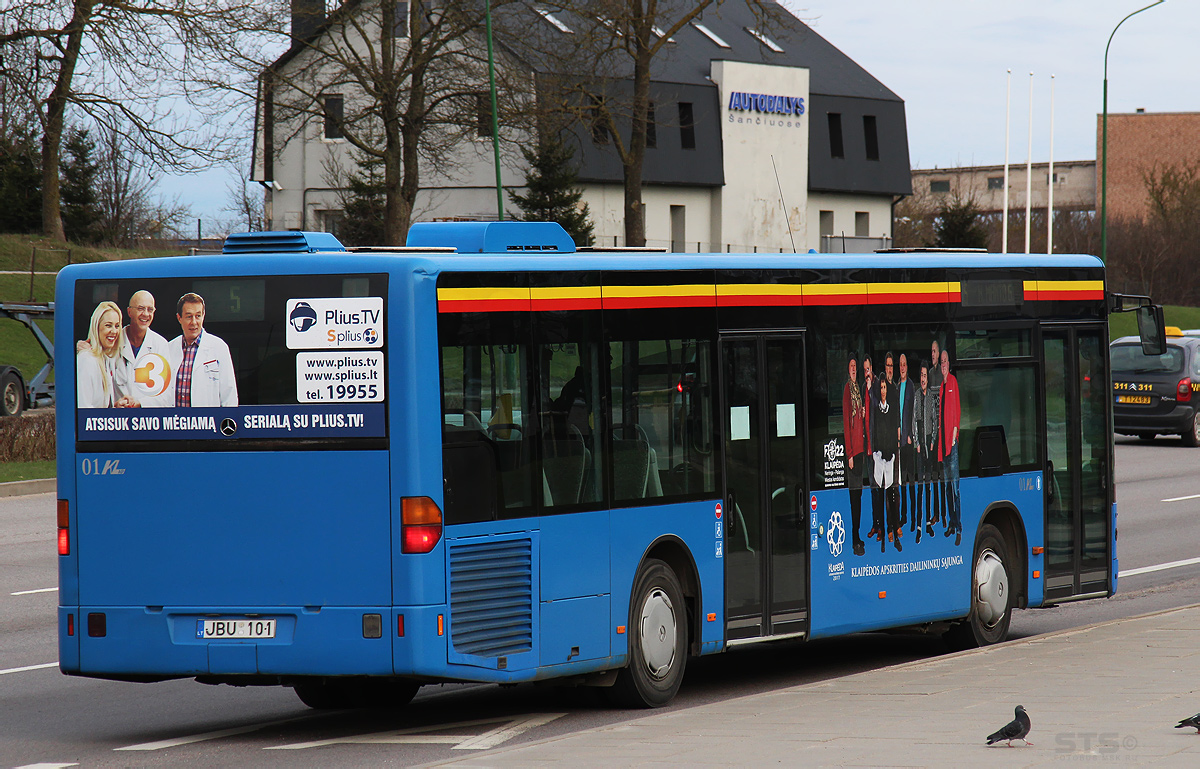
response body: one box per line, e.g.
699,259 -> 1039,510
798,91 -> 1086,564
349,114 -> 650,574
0,478 -> 56,497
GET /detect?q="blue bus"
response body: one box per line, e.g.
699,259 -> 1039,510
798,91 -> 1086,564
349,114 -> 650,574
56,222 -> 1160,708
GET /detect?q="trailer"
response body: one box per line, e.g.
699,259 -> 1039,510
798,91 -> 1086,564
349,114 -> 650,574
0,301 -> 55,417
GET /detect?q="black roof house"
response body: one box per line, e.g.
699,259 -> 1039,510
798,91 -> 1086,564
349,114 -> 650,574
493,1 -> 911,196
270,0 -> 910,199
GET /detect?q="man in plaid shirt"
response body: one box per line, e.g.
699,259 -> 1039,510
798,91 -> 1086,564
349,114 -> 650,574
167,293 -> 238,408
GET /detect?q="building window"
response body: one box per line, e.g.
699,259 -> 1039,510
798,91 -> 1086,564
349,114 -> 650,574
1047,172 -> 1068,185
863,115 -> 879,161
819,210 -> 834,237
678,102 -> 696,150
692,22 -> 730,48
262,85 -> 275,182
590,96 -> 609,145
827,113 -> 843,159
930,179 -> 951,193
670,205 -> 685,251
323,95 -> 344,140
475,93 -> 492,139
745,28 -> 783,53
535,8 -> 572,33
855,212 -> 869,237
987,176 -> 1004,190
645,102 -> 657,149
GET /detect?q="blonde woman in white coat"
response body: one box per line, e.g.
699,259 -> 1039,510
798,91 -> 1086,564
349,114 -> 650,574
77,301 -> 124,408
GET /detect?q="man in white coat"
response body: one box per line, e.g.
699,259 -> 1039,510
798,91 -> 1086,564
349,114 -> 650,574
114,290 -> 172,407
168,292 -> 238,407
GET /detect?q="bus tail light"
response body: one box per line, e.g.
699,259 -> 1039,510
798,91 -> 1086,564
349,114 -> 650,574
1178,378 -> 1192,402
57,499 -> 69,556
401,497 -> 442,554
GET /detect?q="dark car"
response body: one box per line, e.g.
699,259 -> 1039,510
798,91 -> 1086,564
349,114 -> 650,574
1111,329 -> 1200,445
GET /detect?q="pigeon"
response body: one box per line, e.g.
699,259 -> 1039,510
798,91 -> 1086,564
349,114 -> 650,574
1176,713 -> 1200,733
986,705 -> 1032,746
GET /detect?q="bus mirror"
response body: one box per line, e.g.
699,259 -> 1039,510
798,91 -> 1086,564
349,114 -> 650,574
1137,305 -> 1166,357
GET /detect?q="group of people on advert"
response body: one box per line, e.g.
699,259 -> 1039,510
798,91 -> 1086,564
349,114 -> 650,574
842,339 -> 962,556
76,290 -> 238,409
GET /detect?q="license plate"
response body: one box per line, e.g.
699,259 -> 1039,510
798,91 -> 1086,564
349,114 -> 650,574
1116,395 -> 1151,405
196,619 -> 276,639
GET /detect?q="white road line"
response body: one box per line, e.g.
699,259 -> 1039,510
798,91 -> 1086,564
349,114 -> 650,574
269,713 -> 566,751
0,662 -> 58,675
14,763 -> 79,768
1161,493 -> 1200,502
11,587 -> 58,596
1119,556 -> 1200,577
115,717 -> 305,751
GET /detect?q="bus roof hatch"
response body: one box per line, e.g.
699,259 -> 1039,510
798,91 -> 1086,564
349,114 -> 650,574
222,231 -> 347,254
406,221 -> 576,254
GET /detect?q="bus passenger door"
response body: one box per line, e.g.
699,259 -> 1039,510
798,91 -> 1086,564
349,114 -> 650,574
720,333 -> 809,640
1042,325 -> 1111,600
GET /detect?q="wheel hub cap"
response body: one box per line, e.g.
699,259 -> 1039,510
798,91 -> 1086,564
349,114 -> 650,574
975,549 -> 1008,628
639,588 -> 676,679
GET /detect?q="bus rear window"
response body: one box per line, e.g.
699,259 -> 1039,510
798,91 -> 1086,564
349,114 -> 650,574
73,274 -> 388,447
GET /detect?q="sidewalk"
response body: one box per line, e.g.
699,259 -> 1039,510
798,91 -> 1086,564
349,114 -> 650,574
442,604 -> 1200,767
0,478 -> 55,497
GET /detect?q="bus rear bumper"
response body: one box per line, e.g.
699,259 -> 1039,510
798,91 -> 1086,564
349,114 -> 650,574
62,605 -> 395,679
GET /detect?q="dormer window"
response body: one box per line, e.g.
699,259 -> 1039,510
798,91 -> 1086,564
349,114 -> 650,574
692,22 -> 730,48
536,8 -> 573,33
746,28 -> 783,53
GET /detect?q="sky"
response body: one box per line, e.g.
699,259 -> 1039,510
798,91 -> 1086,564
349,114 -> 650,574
162,0 -> 1197,235
797,0 -> 1197,170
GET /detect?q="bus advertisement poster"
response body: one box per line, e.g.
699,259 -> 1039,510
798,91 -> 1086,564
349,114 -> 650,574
77,403 -> 386,440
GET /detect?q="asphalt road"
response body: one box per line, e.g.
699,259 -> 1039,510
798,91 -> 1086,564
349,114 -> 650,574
3,438 -> 1199,767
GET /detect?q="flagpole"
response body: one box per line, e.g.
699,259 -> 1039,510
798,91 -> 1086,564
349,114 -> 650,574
1024,71 -> 1033,254
1002,69 -> 1011,254
1048,74 -> 1055,254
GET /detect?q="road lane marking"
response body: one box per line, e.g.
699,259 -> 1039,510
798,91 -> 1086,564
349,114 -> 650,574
0,662 -> 58,675
269,713 -> 566,751
1161,493 -> 1200,502
15,764 -> 79,768
1119,556 -> 1200,577
11,587 -> 58,596
116,717 -> 306,751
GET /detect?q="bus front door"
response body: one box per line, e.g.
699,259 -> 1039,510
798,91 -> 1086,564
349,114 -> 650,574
720,333 -> 809,641
1042,325 -> 1111,600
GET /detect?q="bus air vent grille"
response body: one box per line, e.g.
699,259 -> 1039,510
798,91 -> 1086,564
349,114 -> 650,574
448,538 -> 533,657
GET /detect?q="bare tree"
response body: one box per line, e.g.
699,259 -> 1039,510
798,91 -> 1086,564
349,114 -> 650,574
240,0 -> 530,244
0,0 -> 261,241
525,0 -> 775,247
94,124 -> 190,246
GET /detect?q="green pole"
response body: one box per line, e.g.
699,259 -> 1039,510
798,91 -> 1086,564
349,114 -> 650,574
485,0 -> 504,220
1101,0 -> 1165,264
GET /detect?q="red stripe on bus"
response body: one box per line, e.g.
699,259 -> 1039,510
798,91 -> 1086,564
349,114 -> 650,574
803,294 -> 866,307
530,297 -> 603,311
716,295 -> 804,307
602,296 -> 717,309
1035,290 -> 1104,302
867,292 -> 947,305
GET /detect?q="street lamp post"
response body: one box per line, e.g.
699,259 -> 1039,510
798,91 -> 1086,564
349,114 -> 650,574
1101,0 -> 1164,263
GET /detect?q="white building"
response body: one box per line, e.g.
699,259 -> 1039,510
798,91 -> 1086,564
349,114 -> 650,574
253,1 -> 912,253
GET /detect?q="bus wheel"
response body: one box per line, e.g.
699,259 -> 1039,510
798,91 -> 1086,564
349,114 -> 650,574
945,523 -> 1012,651
608,559 -> 687,708
294,678 -> 420,709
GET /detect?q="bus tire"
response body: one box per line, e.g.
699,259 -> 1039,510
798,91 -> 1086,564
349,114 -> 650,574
945,523 -> 1012,651
1,371 -> 23,417
294,678 -> 420,709
608,559 -> 687,708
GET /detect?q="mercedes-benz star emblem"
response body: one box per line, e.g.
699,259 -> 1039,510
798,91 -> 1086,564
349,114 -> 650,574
220,418 -> 237,437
